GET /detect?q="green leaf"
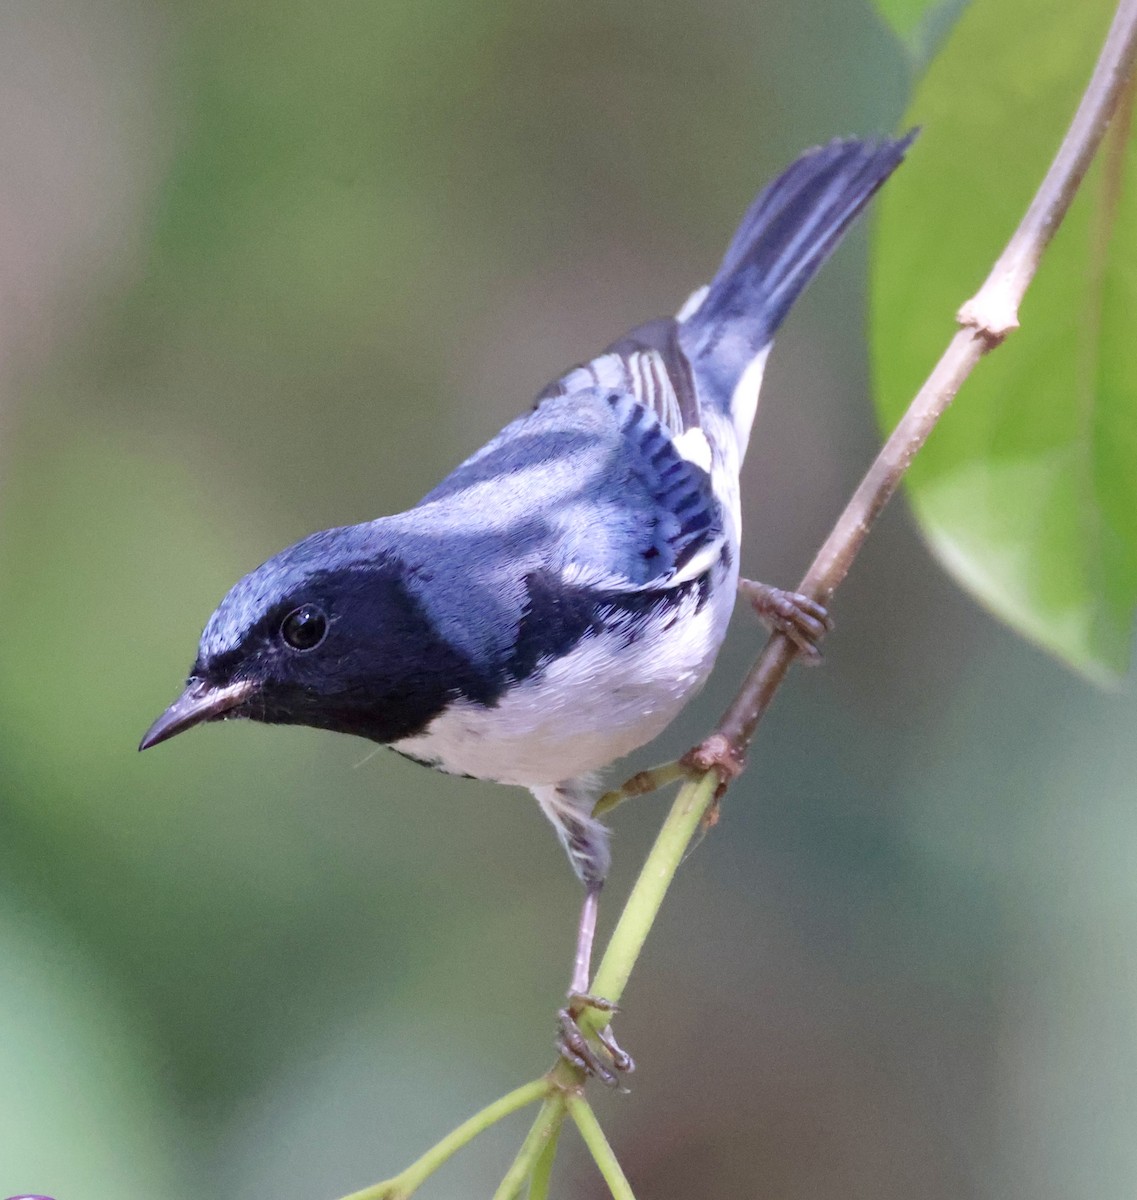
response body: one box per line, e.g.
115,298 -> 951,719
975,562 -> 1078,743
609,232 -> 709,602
870,0 -> 1137,683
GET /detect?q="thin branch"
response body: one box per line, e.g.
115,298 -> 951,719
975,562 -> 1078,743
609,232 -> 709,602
339,1076 -> 550,1200
527,1116 -> 563,1199
492,1096 -> 569,1200
959,0 -> 1137,338
566,1095 -> 637,1200
588,772 -> 718,1008
710,0 -> 1137,764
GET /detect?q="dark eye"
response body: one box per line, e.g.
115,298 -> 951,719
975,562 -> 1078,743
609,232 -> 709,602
280,604 -> 328,651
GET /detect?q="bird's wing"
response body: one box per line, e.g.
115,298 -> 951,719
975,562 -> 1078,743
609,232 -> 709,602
535,316 -> 701,437
553,387 -> 724,591
418,385 -> 723,592
399,386 -> 723,670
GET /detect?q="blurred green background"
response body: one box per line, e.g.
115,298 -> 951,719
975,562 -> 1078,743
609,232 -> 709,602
1,1 -> 1134,1197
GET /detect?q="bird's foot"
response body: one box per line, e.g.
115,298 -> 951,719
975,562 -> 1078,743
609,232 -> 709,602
593,760 -> 697,817
557,993 -> 635,1089
681,733 -> 745,797
739,579 -> 833,663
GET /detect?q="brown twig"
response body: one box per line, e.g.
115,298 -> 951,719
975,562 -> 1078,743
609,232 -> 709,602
706,0 -> 1137,767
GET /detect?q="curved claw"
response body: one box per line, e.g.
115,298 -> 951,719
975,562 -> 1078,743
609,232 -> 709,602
567,991 -> 618,1014
596,1024 -> 635,1074
739,580 -> 833,663
557,995 -> 635,1089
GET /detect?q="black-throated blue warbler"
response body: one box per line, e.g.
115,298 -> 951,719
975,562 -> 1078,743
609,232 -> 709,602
142,134 -> 912,1079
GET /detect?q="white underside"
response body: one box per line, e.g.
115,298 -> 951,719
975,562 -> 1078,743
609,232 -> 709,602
393,550 -> 738,787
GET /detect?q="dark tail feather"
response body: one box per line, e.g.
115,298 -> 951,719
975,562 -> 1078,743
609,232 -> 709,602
679,132 -> 916,406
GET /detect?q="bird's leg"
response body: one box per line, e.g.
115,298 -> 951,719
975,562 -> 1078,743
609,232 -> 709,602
558,883 -> 636,1084
533,781 -> 635,1085
571,885 -> 601,997
556,882 -> 634,1087
738,579 -> 833,662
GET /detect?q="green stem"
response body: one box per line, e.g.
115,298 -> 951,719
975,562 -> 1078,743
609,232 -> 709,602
526,1112 -> 563,1199
591,772 -> 717,1008
491,1095 -> 568,1200
592,760 -> 691,817
549,771 -> 717,1092
339,772 -> 717,1197
340,1076 -> 550,1200
567,1094 -> 636,1200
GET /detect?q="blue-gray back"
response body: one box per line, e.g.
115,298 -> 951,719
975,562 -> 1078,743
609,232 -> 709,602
391,386 -> 723,665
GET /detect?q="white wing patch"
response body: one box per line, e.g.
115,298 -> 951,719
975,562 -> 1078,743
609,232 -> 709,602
672,427 -> 712,472
665,536 -> 724,586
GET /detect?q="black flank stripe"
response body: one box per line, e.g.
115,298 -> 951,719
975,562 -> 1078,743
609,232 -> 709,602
505,571 -> 604,685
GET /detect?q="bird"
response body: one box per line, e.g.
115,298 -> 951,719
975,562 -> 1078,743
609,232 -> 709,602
141,133 -> 913,1079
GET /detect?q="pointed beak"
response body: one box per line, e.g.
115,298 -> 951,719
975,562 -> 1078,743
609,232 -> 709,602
139,678 -> 256,751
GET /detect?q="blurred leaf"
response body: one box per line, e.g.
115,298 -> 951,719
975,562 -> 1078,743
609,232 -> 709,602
872,0 -> 943,39
871,0 -> 970,63
0,908 -> 190,1198
871,0 -> 1136,682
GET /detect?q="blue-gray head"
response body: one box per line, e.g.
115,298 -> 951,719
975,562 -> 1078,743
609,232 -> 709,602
139,523 -> 478,751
